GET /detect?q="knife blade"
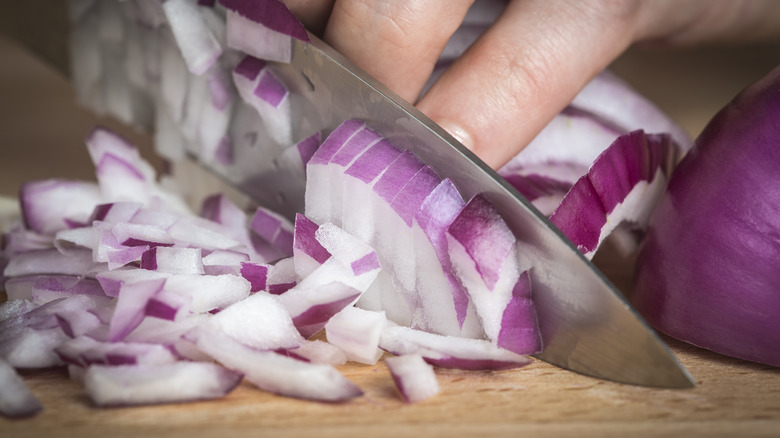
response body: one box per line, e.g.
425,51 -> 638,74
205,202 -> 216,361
193,34 -> 694,388
2,3 -> 695,388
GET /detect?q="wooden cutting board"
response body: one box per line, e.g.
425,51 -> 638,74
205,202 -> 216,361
1,33 -> 779,438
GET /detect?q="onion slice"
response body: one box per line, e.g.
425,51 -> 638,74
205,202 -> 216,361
549,130 -> 680,259
385,354 -> 440,404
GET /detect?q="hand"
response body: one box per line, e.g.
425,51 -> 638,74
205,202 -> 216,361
283,0 -> 780,169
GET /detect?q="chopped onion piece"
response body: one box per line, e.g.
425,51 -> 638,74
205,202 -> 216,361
83,362 -> 242,406
195,328 -> 362,402
385,354 -> 440,403
325,307 -> 387,365
0,359 -> 43,418
163,0 -> 222,76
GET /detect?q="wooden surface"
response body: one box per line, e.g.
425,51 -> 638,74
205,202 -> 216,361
1,33 -> 780,437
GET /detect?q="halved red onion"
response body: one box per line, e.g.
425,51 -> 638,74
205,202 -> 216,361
385,354 -> 440,404
633,66 -> 780,367
83,362 -> 242,406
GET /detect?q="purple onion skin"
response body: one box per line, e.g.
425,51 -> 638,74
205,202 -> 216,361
633,66 -> 780,367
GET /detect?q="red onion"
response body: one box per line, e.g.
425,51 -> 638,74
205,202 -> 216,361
633,66 -> 780,367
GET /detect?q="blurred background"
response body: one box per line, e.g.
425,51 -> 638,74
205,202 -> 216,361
0,2 -> 778,200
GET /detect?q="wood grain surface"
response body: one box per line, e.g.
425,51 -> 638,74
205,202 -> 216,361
0,32 -> 779,438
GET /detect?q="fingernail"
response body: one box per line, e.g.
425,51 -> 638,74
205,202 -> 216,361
437,120 -> 474,151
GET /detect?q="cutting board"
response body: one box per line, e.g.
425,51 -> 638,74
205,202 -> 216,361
1,33 -> 779,438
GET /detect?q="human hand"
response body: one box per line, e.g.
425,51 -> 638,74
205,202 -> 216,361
283,0 -> 780,169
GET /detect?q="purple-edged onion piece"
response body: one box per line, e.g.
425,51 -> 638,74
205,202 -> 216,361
549,130 -> 680,259
633,66 -> 780,367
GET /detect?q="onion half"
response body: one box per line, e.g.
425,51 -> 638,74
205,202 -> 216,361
633,66 -> 780,367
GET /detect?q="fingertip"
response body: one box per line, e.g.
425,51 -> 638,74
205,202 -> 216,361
435,119 -> 475,153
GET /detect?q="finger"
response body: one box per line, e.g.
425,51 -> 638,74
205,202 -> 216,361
323,0 -> 475,103
283,0 -> 336,35
417,0 -> 643,169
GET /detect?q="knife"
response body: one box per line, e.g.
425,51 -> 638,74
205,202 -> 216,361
2,2 -> 695,388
